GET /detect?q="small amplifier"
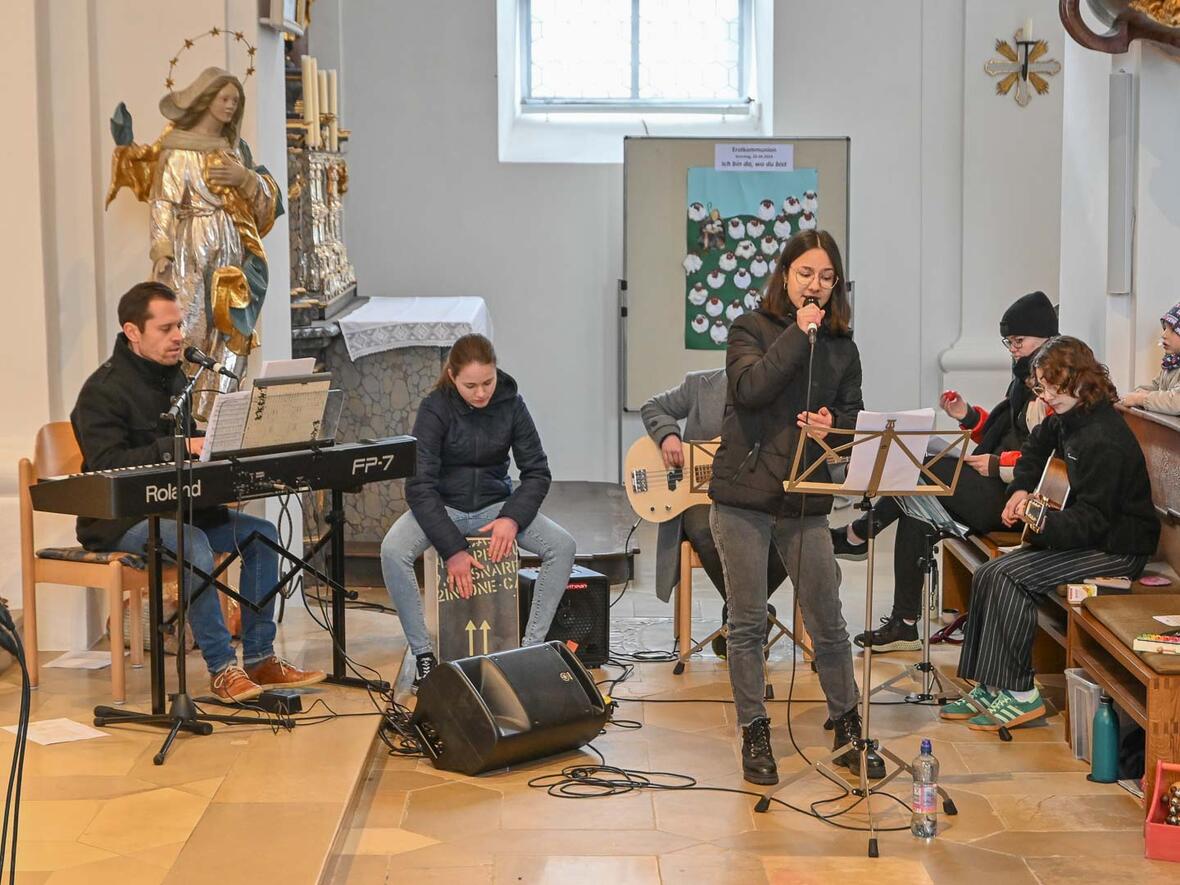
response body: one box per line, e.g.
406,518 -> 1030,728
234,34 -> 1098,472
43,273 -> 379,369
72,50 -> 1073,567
518,566 -> 610,668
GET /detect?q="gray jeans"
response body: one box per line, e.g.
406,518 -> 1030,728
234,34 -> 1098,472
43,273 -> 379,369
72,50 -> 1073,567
710,502 -> 859,725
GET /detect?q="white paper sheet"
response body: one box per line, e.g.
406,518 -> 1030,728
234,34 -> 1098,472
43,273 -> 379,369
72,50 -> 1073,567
1153,615 -> 1180,627
260,357 -> 316,378
841,409 -> 935,494
201,390 -> 251,461
42,650 -> 125,670
4,718 -> 109,746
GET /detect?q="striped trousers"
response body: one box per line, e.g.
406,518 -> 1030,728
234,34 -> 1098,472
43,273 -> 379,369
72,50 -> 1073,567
956,547 -> 1148,692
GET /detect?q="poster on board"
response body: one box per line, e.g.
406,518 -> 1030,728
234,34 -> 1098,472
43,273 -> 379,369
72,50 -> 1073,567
683,167 -> 819,350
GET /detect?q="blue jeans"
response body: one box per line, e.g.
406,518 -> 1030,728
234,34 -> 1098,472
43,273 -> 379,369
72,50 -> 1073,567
380,502 -> 577,656
112,511 -> 280,675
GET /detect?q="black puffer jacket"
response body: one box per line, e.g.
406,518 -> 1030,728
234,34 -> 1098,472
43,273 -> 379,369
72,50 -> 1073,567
405,370 -> 551,559
1009,399 -> 1159,555
961,354 -> 1037,456
70,334 -> 222,550
709,308 -> 864,516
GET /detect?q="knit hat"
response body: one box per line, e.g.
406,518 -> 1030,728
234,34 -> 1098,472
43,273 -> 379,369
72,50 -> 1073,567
1163,303 -> 1180,371
1000,291 -> 1058,339
1163,302 -> 1180,332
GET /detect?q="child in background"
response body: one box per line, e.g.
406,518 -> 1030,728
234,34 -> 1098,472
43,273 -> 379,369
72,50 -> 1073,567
1122,302 -> 1180,416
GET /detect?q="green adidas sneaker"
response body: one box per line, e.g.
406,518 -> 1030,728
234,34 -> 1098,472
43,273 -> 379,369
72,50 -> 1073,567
940,684 -> 996,721
967,690 -> 1046,732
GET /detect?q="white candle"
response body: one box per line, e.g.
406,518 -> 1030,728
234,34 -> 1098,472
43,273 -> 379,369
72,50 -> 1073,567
327,69 -> 338,116
1024,18 -> 1033,41
318,71 -> 329,116
300,56 -> 314,124
308,57 -> 320,147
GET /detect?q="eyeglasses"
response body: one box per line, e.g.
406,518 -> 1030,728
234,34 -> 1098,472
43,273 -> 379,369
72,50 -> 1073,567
1001,336 -> 1026,351
1030,380 -> 1060,397
794,267 -> 838,290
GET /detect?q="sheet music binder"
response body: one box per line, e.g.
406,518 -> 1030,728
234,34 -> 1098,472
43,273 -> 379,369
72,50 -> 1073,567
203,373 -> 343,459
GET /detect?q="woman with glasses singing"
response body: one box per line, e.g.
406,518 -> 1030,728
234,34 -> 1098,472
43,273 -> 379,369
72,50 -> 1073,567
832,291 -> 1058,654
708,229 -> 876,785
943,336 -> 1158,731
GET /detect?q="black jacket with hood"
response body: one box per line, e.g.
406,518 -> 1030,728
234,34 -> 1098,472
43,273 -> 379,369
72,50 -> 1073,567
405,369 -> 552,559
709,307 -> 864,516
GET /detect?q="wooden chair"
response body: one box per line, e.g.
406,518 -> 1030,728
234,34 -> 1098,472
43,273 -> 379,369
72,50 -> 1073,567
18,422 -> 146,703
673,538 -> 812,674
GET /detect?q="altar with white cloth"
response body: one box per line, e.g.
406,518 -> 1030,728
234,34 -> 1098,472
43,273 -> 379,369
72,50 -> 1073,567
323,296 -> 493,550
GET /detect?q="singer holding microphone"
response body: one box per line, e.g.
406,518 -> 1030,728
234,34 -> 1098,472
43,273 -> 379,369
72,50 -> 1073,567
708,229 -> 880,785
70,282 -> 325,702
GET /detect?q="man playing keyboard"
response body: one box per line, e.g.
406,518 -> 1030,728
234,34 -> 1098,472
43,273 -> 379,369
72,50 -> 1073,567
70,281 -> 324,702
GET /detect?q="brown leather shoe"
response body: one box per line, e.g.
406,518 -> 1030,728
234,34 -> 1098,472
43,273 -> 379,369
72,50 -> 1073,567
245,655 -> 327,690
211,665 -> 264,703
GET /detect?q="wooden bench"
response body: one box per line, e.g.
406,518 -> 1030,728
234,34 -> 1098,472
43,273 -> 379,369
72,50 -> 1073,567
1070,594 -> 1180,801
941,530 -> 1069,672
1064,405 -> 1180,799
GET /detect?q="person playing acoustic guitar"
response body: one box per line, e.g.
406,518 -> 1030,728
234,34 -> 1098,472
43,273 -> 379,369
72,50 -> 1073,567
831,291 -> 1057,653
944,336 -> 1159,731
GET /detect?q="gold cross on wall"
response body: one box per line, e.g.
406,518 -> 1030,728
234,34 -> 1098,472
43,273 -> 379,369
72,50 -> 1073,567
985,28 -> 1061,107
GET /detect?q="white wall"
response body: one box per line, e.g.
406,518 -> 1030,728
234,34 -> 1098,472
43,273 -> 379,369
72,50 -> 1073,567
339,0 -> 1065,470
1057,19 -> 1112,356
940,0 -> 1065,408
1128,43 -> 1180,392
342,0 -> 623,481
1057,33 -> 1180,393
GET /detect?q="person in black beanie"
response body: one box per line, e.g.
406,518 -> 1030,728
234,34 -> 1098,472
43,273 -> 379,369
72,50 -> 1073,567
831,291 -> 1059,652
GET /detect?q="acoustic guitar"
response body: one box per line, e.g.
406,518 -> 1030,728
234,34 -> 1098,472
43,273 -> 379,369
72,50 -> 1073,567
623,436 -> 719,523
1020,455 -> 1070,542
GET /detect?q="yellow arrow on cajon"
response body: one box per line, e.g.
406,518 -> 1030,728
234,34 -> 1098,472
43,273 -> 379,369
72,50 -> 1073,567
479,620 -> 491,654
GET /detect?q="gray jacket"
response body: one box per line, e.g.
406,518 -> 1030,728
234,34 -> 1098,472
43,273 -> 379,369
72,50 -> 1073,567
639,368 -> 727,601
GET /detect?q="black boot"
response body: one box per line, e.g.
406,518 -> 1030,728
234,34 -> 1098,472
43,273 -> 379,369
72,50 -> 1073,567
831,707 -> 886,780
741,716 -> 779,785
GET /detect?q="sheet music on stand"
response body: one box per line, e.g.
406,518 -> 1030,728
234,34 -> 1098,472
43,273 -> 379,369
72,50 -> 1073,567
842,409 -> 935,494
201,373 -> 343,460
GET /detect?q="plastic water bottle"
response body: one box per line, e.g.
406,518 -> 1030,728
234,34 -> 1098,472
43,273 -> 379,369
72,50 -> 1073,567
911,738 -> 939,839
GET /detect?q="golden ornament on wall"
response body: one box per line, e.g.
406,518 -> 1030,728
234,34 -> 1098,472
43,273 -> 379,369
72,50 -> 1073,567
985,27 -> 1061,107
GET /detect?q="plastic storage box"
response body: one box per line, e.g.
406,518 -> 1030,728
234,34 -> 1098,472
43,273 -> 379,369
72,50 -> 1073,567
1145,761 -> 1180,863
1065,667 -> 1102,762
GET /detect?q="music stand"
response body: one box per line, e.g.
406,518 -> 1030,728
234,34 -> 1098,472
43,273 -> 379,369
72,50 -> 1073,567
752,417 -> 970,857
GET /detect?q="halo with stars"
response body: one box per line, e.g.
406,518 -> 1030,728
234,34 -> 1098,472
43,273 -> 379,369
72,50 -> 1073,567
164,26 -> 257,91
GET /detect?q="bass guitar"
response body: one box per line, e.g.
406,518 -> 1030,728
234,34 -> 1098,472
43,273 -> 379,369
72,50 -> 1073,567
623,436 -> 719,523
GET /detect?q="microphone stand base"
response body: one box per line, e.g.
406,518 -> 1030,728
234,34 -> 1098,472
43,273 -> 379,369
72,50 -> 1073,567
94,690 -> 262,766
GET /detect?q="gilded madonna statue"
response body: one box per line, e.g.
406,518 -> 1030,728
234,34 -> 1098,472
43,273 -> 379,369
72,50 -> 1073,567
107,64 -> 281,417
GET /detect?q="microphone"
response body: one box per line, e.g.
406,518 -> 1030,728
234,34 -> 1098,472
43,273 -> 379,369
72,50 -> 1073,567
803,296 -> 820,344
184,345 -> 240,381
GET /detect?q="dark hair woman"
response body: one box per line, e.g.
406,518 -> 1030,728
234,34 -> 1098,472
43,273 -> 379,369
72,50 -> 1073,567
380,334 -> 576,685
944,336 -> 1159,732
707,228 -> 877,785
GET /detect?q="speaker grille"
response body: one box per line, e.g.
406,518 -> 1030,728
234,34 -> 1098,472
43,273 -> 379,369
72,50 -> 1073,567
519,566 -> 610,668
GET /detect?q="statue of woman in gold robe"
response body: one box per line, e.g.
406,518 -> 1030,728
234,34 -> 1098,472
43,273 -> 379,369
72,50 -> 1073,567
107,66 -> 281,417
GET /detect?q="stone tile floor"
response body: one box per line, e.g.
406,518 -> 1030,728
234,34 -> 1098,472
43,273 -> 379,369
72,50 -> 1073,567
3,516 -> 1175,883
328,518 -> 1177,884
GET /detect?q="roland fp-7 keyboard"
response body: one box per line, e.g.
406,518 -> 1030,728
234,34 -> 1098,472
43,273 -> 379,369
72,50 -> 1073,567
29,437 -> 417,519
